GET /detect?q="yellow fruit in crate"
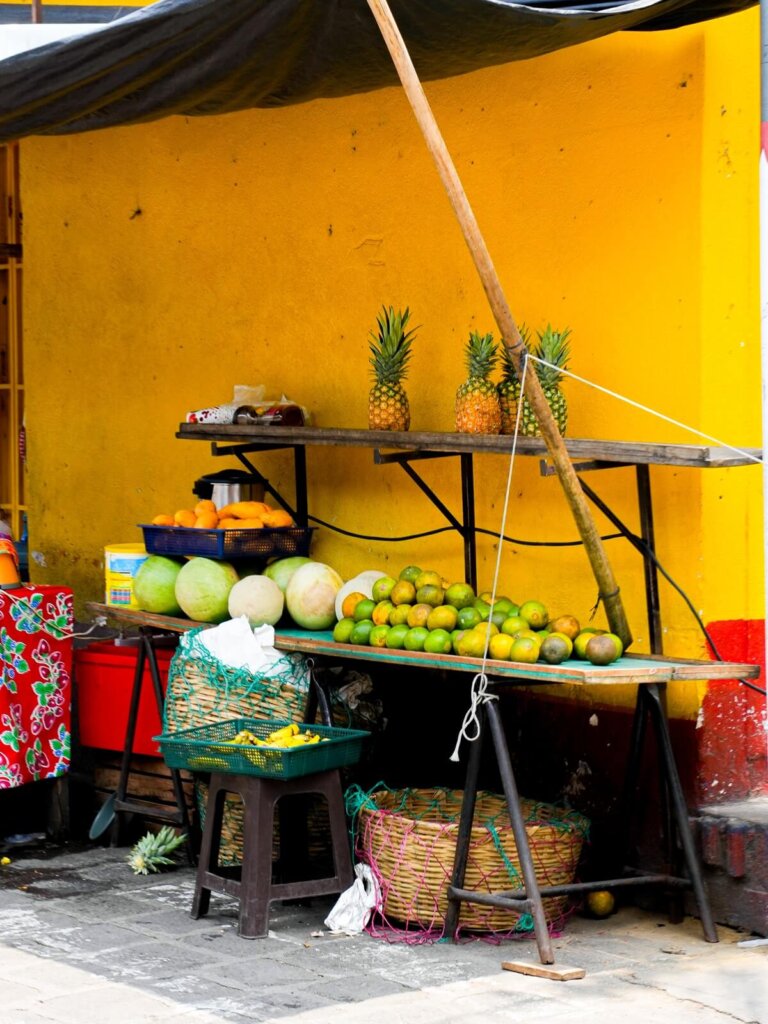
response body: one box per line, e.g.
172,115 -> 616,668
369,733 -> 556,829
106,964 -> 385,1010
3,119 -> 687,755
236,518 -> 264,529
194,499 -> 217,518
218,517 -> 242,529
194,511 -> 220,529
152,514 -> 175,527
262,508 -> 294,528
174,509 -> 197,528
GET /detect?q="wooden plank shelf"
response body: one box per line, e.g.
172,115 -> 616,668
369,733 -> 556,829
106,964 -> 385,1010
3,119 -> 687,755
176,424 -> 761,468
85,604 -> 760,686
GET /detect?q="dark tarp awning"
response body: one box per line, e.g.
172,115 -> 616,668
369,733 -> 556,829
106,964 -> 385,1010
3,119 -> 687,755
0,0 -> 756,143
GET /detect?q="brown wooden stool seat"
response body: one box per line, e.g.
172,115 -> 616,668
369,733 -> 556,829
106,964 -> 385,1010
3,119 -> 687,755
191,768 -> 354,938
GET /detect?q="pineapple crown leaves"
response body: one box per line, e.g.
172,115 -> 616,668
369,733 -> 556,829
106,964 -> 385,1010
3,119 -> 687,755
128,826 -> 187,876
499,323 -> 531,383
368,305 -> 418,385
534,324 -> 571,387
463,330 -> 498,380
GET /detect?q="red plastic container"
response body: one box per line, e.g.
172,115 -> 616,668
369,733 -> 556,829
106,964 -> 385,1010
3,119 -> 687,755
74,641 -> 174,757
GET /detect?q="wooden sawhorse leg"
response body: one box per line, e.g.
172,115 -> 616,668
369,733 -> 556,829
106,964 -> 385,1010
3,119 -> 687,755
620,683 -> 717,942
445,699 -> 554,964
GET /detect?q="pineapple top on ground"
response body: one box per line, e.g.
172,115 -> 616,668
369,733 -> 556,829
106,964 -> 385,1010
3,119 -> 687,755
368,305 -> 417,431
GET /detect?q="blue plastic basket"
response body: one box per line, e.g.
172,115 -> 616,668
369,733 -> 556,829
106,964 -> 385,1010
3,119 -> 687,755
140,524 -> 314,561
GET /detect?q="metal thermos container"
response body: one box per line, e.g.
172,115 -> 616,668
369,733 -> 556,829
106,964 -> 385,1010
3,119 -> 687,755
192,470 -> 265,508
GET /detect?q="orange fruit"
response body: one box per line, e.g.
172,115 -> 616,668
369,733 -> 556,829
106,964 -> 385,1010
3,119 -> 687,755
236,518 -> 264,529
341,591 -> 367,619
390,580 -> 417,606
194,511 -> 219,529
218,517 -> 242,529
548,614 -> 581,640
372,601 -> 395,625
406,603 -> 432,628
262,508 -> 294,528
193,499 -> 217,518
518,600 -> 549,629
488,633 -> 514,661
510,636 -> 540,663
152,514 -> 175,527
427,605 -> 458,632
457,630 -> 489,659
416,584 -> 445,607
174,509 -> 197,528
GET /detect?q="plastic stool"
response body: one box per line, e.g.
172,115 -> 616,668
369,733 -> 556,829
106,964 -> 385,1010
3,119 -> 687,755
191,769 -> 354,938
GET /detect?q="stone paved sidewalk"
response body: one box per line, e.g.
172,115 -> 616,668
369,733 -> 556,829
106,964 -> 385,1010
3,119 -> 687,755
0,844 -> 766,1024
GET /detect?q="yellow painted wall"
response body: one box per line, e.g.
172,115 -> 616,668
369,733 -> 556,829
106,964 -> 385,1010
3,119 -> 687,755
19,10 -> 761,721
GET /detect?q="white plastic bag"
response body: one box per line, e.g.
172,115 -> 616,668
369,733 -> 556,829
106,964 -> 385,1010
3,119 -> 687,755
324,863 -> 380,934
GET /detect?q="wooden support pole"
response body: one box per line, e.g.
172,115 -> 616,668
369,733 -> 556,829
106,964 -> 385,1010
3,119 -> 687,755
366,0 -> 632,649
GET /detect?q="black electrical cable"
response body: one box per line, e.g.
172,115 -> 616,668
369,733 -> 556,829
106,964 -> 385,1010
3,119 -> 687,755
307,514 -> 624,547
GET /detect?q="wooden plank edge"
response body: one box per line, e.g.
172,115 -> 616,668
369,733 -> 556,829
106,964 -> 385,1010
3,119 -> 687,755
501,960 -> 585,981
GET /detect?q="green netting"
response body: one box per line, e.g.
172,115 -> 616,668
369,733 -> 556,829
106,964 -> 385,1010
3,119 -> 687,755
347,784 -> 589,941
162,627 -> 310,734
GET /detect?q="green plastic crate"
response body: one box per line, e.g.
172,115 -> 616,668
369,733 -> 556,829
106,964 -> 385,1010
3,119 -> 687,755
155,717 -> 369,780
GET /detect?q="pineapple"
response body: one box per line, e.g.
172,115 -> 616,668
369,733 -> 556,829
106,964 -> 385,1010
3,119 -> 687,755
497,323 -> 530,435
368,306 -> 417,431
455,331 -> 501,434
128,826 -> 187,875
521,324 -> 571,437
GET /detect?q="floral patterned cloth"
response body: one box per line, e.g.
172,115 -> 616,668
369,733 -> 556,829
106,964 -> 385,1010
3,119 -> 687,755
0,586 -> 73,788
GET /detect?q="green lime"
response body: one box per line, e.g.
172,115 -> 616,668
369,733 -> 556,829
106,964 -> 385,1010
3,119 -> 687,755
473,598 -> 492,619
349,619 -> 374,645
353,598 -> 376,622
457,606 -> 482,630
403,626 -> 429,651
368,624 -> 390,648
389,603 -> 412,626
518,600 -> 549,629
500,615 -> 530,636
398,565 -> 422,584
424,628 -> 452,654
492,597 -> 517,617
385,624 -> 410,649
332,617 -> 356,643
371,576 -> 397,602
444,582 -> 476,609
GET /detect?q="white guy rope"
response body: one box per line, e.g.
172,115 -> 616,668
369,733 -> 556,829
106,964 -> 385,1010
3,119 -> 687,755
450,353 -> 531,762
528,356 -> 763,465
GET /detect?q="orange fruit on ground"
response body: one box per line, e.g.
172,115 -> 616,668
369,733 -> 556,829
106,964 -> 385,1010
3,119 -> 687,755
152,514 -> 175,526
174,509 -> 197,528
193,499 -> 217,518
341,592 -> 368,619
194,511 -> 219,529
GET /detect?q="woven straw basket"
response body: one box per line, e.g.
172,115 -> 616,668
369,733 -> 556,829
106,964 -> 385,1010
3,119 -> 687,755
164,647 -> 312,866
164,655 -> 305,733
196,780 -> 333,869
358,788 -> 588,932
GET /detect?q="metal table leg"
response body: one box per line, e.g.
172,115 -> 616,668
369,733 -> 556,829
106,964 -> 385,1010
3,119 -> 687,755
446,699 -> 554,964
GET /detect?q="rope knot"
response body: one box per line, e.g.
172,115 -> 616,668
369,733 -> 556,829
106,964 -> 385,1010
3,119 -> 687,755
449,672 -> 497,762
